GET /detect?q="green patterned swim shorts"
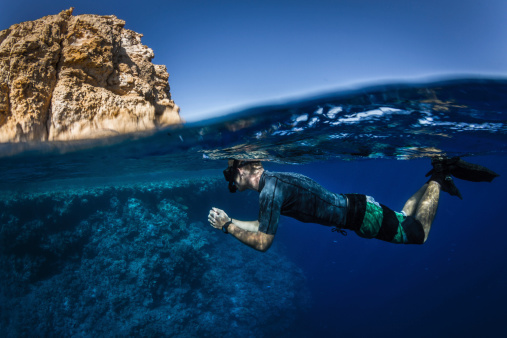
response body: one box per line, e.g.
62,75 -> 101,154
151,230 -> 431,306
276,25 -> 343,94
345,195 -> 425,245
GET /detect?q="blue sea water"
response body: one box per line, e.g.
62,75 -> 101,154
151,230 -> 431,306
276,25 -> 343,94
0,78 -> 506,337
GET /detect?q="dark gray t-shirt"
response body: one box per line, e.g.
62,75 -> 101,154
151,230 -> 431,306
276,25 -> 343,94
258,171 -> 348,235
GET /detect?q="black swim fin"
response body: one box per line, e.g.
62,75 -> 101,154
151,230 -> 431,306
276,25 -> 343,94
427,172 -> 463,199
426,157 -> 499,183
448,158 -> 499,182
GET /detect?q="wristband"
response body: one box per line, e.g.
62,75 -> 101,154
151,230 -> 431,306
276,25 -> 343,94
222,219 -> 232,234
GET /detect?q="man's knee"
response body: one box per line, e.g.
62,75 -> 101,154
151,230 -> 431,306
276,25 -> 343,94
401,216 -> 425,244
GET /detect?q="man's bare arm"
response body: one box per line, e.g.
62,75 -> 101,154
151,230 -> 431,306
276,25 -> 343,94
209,207 -> 274,252
230,219 -> 259,232
227,223 -> 274,252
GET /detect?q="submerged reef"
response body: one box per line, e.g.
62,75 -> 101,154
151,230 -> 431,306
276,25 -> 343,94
0,177 -> 309,336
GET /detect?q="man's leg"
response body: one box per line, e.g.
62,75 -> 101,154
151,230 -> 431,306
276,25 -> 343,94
402,181 -> 441,242
400,157 -> 498,244
402,183 -> 429,216
414,181 -> 441,242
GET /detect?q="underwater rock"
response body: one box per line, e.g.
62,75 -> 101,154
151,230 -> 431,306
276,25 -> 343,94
0,8 -> 181,143
0,179 -> 310,336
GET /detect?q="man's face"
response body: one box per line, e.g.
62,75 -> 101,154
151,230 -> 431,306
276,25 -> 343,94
224,160 -> 256,193
234,167 -> 248,192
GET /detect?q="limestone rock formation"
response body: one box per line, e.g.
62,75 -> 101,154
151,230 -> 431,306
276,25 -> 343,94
0,8 -> 181,142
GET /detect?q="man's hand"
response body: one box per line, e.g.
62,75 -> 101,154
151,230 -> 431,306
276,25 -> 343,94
208,207 -> 230,230
207,207 -> 273,252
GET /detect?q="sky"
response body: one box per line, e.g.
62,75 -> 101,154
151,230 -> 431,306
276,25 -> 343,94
1,0 -> 506,122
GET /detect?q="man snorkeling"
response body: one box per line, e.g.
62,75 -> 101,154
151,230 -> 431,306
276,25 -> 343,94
208,158 -> 499,252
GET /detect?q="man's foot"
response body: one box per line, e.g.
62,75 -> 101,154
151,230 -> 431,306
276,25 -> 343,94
425,156 -> 499,199
429,172 -> 463,199
427,157 -> 499,182
426,157 -> 462,199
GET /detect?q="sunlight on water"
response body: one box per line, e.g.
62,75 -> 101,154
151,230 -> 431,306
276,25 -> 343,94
1,78 -> 506,193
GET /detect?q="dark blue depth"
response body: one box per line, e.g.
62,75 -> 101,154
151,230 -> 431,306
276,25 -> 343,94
0,78 -> 506,337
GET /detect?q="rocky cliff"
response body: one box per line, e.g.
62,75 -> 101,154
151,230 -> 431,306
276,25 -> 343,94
0,8 -> 181,142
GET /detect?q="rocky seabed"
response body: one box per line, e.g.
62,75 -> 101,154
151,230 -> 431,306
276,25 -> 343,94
0,177 -> 309,337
